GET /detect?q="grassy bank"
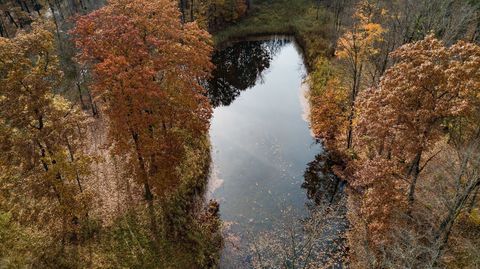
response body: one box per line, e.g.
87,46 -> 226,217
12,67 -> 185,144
214,0 -> 334,69
96,135 -> 222,268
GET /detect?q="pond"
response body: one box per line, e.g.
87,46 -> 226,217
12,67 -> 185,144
206,36 -> 347,268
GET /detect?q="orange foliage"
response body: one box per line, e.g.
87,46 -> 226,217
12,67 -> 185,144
351,34 -> 480,246
308,58 -> 348,148
356,35 -> 480,168
350,157 -> 405,246
72,0 -> 214,199
310,76 -> 348,148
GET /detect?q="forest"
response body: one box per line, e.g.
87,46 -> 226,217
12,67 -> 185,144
0,0 -> 479,268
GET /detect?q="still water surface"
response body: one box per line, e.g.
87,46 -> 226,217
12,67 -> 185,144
206,37 -> 345,267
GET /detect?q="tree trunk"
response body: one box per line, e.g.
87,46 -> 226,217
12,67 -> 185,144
190,0 -> 194,21
65,135 -> 83,193
468,187 -> 479,213
76,82 -> 86,109
79,0 -> 85,10
346,72 -> 356,149
347,63 -> 362,149
5,11 -> 19,28
131,131 -> 160,246
179,0 -> 186,23
54,0 -> 64,19
430,179 -> 480,268
31,0 -> 42,15
47,0 -> 62,44
0,16 -> 7,37
86,88 -> 98,117
16,0 -> 30,13
408,151 -> 422,208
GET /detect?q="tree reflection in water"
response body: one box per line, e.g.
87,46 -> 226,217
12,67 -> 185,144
207,38 -> 291,107
301,153 -> 348,267
209,38 -> 348,268
302,153 -> 345,206
236,153 -> 349,268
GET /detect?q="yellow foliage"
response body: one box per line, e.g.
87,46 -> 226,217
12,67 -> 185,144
309,58 -> 349,148
469,208 -> 480,226
336,3 -> 385,61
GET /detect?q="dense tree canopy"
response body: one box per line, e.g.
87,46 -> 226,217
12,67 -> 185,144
0,21 -> 93,267
72,0 -> 213,200
346,34 -> 480,267
357,35 -> 480,204
1,0 -> 480,267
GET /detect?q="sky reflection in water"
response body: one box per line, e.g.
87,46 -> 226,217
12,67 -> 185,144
206,38 -> 346,267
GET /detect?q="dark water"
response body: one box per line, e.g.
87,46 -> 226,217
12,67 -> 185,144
206,37 -> 346,268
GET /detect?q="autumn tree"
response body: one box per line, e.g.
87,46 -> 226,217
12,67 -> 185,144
342,34 -> 480,268
427,139 -> 480,267
365,0 -> 479,84
349,136 -> 480,268
322,0 -> 356,37
72,0 -> 213,240
357,35 -> 480,208
193,0 -> 248,31
0,21 -> 93,265
336,0 -> 384,149
351,157 -> 405,245
309,57 -> 349,151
